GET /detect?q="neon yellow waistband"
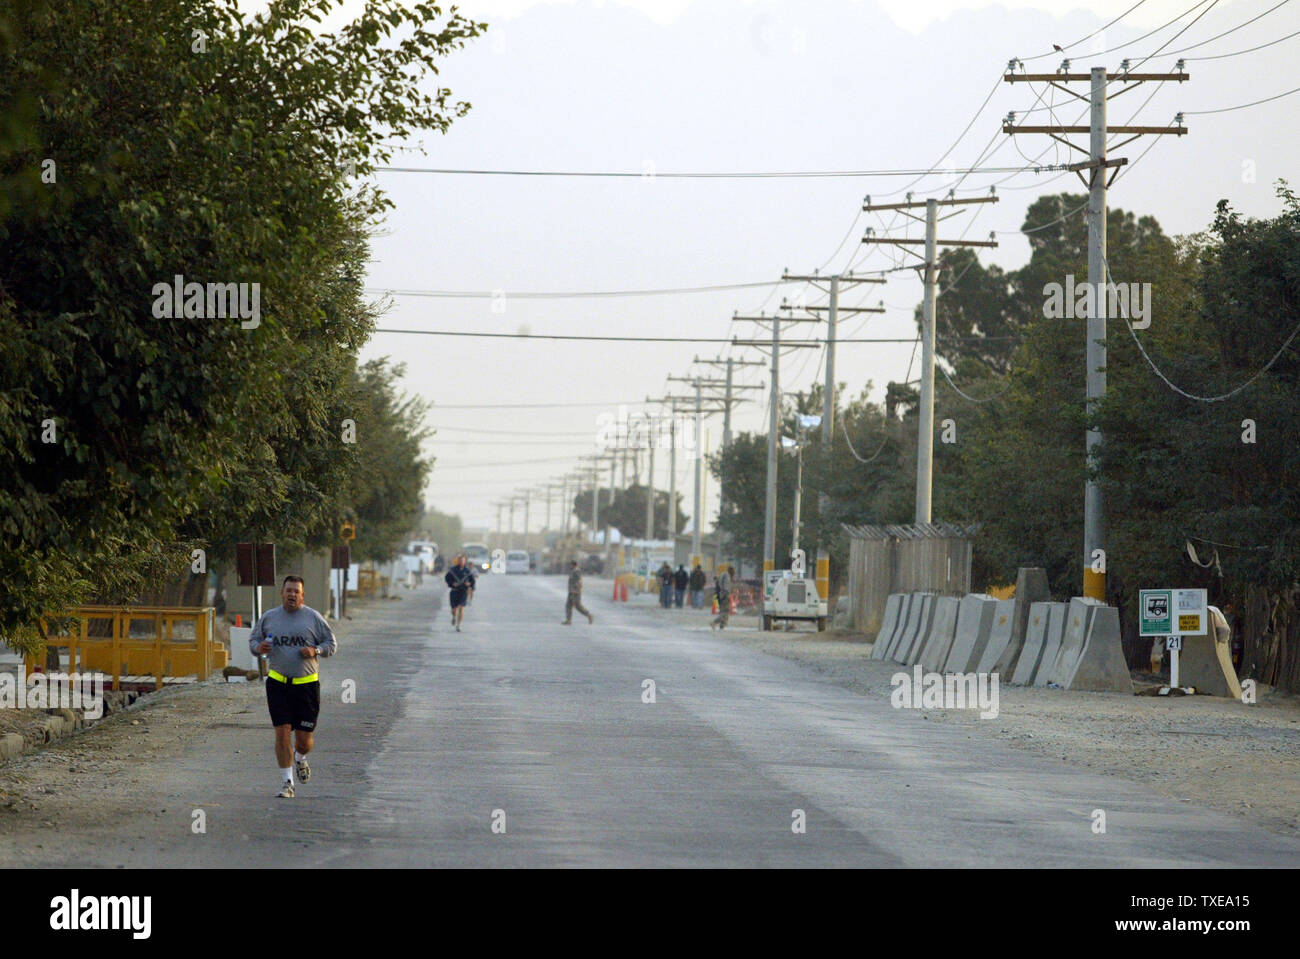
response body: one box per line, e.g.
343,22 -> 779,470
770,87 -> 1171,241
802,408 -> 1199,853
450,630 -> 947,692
268,669 -> 318,685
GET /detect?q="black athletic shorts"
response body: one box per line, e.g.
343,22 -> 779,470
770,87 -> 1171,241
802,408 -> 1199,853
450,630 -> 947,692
449,587 -> 469,609
266,676 -> 321,732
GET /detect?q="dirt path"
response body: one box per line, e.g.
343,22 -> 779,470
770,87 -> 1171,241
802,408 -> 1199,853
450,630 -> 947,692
0,680 -> 261,855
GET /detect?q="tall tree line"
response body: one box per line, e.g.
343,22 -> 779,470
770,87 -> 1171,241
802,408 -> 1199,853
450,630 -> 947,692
0,0 -> 484,653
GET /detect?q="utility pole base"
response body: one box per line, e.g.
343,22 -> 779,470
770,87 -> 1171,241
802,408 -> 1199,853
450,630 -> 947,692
815,557 -> 830,609
1083,568 -> 1106,601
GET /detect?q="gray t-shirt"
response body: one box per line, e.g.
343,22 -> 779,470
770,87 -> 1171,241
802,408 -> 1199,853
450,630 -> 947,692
248,605 -> 337,679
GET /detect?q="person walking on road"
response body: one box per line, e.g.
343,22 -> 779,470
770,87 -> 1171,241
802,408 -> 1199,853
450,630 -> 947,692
249,575 -> 337,799
689,564 -> 707,609
673,564 -> 689,608
657,562 -> 674,608
562,560 -> 595,625
711,564 -> 733,630
444,553 -> 476,632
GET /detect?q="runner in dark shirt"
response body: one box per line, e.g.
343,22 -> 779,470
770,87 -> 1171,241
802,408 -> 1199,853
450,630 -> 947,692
444,553 -> 477,632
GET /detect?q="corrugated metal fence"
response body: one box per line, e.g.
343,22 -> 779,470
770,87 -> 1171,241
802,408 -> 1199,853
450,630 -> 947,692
844,523 -> 975,635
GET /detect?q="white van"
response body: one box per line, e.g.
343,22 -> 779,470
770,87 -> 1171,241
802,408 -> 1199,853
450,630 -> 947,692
505,550 -> 530,574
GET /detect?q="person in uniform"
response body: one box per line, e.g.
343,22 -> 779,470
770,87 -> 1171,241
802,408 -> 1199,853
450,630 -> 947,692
249,575 -> 337,798
444,553 -> 476,631
711,564 -> 733,630
563,560 -> 594,625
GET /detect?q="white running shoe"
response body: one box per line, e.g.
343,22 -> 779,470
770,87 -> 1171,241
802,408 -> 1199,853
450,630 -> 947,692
276,782 -> 295,799
295,756 -> 311,783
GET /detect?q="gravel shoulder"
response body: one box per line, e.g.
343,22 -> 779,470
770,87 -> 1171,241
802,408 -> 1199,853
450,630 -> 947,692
710,617 -> 1300,838
0,680 -> 261,859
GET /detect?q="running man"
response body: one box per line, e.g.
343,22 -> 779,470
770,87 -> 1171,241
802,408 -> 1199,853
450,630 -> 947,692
249,575 -> 337,799
562,560 -> 594,625
445,553 -> 476,631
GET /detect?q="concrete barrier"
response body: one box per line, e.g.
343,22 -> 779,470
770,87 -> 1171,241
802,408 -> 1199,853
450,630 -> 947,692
1011,602 -> 1052,685
894,594 -> 936,664
976,598 -> 1018,674
873,593 -> 911,660
995,568 -> 1050,676
1178,608 -> 1242,698
870,594 -> 906,660
1059,604 -> 1134,694
917,596 -> 961,670
1046,597 -> 1105,686
1031,602 -> 1070,687
942,594 -> 999,672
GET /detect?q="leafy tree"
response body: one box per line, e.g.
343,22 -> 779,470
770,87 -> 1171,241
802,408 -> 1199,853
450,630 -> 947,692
572,485 -> 685,540
0,0 -> 483,653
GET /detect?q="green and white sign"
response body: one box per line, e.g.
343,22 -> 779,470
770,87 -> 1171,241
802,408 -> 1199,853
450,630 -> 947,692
1139,588 -> 1206,637
1139,589 -> 1172,636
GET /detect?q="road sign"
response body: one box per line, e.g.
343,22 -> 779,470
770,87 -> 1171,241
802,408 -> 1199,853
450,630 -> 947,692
1174,588 -> 1207,636
236,542 -> 277,587
1141,588 -> 1206,694
340,521 -> 356,542
1139,589 -> 1171,636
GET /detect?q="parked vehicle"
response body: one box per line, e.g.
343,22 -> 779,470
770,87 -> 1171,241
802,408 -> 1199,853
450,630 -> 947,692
405,540 -> 439,574
462,542 -> 491,573
505,550 -> 530,574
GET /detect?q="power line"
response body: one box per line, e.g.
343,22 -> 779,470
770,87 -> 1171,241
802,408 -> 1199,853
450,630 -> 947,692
376,163 -> 1071,180
1185,25 -> 1300,60
1019,0 -> 1150,60
431,400 -> 652,409
1184,83 -> 1300,115
1153,0 -> 1292,59
372,328 -> 927,344
366,280 -> 792,299
1109,255 -> 1300,403
1130,0 -> 1222,71
432,425 -> 593,436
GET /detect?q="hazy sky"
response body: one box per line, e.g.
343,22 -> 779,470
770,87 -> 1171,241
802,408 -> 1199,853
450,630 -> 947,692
340,0 -> 1299,530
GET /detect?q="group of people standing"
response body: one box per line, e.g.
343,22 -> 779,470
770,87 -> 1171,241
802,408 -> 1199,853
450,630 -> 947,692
654,561 -> 735,630
656,561 -> 707,609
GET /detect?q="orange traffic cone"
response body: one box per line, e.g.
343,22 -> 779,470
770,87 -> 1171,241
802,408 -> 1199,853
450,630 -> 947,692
730,594 -> 738,613
619,580 -> 629,601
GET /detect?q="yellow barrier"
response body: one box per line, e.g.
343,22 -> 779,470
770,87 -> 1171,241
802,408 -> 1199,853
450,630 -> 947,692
358,568 -> 391,598
29,606 -> 223,691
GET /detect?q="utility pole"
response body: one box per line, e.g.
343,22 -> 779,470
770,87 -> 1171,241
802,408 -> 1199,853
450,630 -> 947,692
522,488 -> 531,553
695,356 -> 763,571
607,455 -> 617,567
862,194 -> 999,524
781,271 -> 886,600
560,475 -> 571,538
578,457 -> 607,544
1003,58 -> 1188,599
644,400 -> 681,554
507,497 -> 516,550
659,384 -> 733,567
644,416 -> 656,543
734,312 -> 818,573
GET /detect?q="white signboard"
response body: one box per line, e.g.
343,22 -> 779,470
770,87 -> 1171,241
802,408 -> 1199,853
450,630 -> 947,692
1139,588 -> 1205,637
228,625 -> 255,671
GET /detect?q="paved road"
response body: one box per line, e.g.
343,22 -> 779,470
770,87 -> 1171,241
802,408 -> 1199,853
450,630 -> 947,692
9,575 -> 1300,867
